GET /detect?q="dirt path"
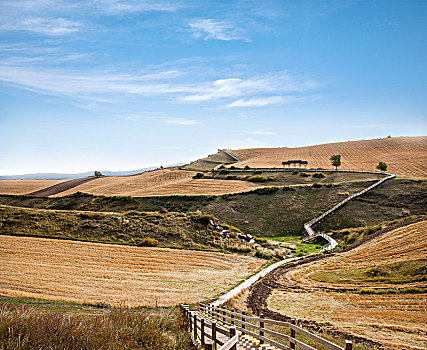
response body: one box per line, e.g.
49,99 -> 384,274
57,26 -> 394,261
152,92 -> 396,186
27,176 -> 98,197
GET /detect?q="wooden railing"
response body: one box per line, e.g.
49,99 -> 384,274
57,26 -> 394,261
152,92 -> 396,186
181,304 -> 239,350
181,303 -> 353,350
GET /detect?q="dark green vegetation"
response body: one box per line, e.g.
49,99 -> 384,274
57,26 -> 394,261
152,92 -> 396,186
316,178 -> 427,231
0,297 -> 190,350
1,179 -> 425,243
203,169 -> 384,187
0,205 -> 252,253
311,259 -> 427,284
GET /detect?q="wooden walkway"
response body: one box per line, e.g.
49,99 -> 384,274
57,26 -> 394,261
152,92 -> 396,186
181,304 -> 353,350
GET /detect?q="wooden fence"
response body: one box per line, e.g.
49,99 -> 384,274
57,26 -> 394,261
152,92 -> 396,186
181,303 -> 353,350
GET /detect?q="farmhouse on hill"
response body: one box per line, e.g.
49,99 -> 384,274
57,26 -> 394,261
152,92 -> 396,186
282,160 -> 308,168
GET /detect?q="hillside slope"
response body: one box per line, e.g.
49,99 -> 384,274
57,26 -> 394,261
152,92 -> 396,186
266,219 -> 427,350
232,136 -> 427,177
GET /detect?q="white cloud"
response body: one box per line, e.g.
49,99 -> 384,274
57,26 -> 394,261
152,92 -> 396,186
0,17 -> 81,35
93,0 -> 179,15
245,131 -> 277,136
227,96 -> 289,108
188,19 -> 249,41
166,118 -> 199,126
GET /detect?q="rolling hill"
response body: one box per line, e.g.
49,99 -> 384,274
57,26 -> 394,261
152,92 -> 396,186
231,136 -> 427,177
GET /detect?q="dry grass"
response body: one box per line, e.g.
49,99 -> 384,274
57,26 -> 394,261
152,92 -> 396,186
267,220 -> 427,349
0,179 -> 68,195
0,302 -> 191,349
52,168 -> 260,197
0,235 -> 264,307
231,136 -> 427,177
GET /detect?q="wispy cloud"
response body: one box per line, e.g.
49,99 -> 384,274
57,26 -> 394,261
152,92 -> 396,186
93,0 -> 180,15
188,19 -> 249,41
245,130 -> 277,136
0,17 -> 82,36
228,96 -> 289,108
166,118 -> 199,126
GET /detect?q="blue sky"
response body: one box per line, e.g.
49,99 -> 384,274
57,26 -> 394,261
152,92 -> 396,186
0,0 -> 426,175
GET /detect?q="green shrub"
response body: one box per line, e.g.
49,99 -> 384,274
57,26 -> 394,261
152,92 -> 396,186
292,171 -> 299,175
313,172 -> 325,178
219,169 -> 230,175
226,175 -> 238,180
159,208 -> 168,213
299,173 -> 311,177
252,170 -> 263,175
248,176 -> 267,183
195,214 -> 215,227
230,166 -> 236,169
255,250 -> 272,259
229,245 -> 252,253
312,183 -> 322,188
282,186 -> 295,191
250,186 -> 279,195
138,237 -> 159,247
193,172 -> 204,179
244,165 -> 251,170
254,237 -> 268,244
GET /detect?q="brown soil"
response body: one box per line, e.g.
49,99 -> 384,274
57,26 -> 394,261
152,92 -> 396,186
28,177 -> 97,197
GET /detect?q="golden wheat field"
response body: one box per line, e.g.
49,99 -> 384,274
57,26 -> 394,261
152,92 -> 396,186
267,220 -> 427,350
52,168 -> 260,197
0,179 -> 68,195
0,235 -> 264,307
232,136 -> 427,177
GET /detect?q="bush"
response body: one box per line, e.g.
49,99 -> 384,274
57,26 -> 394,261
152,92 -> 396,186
230,166 -> 236,169
249,187 -> 279,195
244,165 -> 251,170
193,172 -> 204,179
195,214 -> 215,227
292,171 -> 299,175
313,172 -> 325,178
252,170 -> 263,174
219,169 -> 230,175
248,176 -> 267,183
255,250 -> 273,259
159,208 -> 168,213
138,237 -> 159,247
312,183 -> 322,188
299,173 -> 311,177
229,245 -> 252,253
282,186 -> 295,191
254,237 -> 268,244
226,175 -> 238,180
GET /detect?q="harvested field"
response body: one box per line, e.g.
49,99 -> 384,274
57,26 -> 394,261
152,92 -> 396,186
27,176 -> 97,197
266,220 -> 427,350
0,179 -> 68,195
0,235 -> 264,307
231,136 -> 427,177
53,168 -> 259,197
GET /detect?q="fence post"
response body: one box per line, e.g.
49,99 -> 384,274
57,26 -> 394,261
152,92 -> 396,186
345,340 -> 352,350
231,308 -> 235,325
201,318 -> 205,345
193,313 -> 198,341
290,318 -> 296,350
241,310 -> 246,334
189,311 -> 193,334
230,326 -> 237,350
204,340 -> 213,350
222,309 -> 225,322
259,313 -> 264,344
212,321 -> 217,350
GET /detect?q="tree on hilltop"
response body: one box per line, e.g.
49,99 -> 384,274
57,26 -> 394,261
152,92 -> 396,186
376,162 -> 388,171
94,171 -> 103,178
330,154 -> 341,170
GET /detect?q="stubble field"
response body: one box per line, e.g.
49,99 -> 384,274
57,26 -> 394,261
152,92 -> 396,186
267,220 -> 427,350
232,136 -> 427,177
0,179 -> 68,195
0,235 -> 264,307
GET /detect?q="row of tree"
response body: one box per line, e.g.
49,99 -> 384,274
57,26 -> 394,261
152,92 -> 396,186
329,154 -> 387,171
